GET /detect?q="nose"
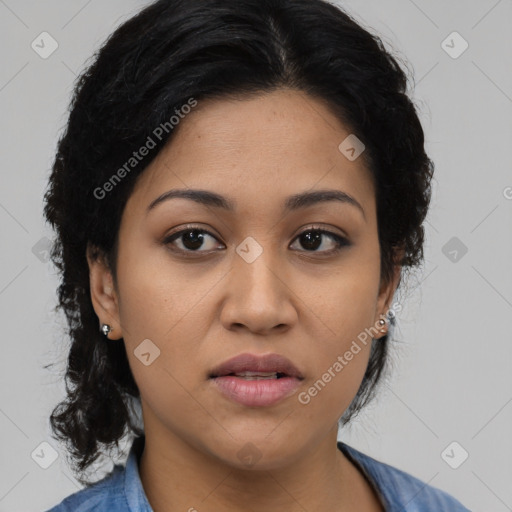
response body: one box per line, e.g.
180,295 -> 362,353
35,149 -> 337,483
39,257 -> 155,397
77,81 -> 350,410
219,246 -> 298,336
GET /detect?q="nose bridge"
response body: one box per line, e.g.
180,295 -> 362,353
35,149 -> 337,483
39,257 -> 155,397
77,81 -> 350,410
220,234 -> 296,333
233,235 -> 283,303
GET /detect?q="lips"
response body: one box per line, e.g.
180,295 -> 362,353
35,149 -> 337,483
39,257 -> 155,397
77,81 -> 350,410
209,352 -> 304,380
209,353 -> 304,407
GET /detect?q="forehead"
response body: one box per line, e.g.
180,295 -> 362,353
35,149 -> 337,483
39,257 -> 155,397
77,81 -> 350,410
125,89 -> 375,220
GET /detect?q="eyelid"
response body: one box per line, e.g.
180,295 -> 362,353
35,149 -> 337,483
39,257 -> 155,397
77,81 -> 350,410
290,224 -> 350,256
163,223 -> 350,255
292,223 -> 347,240
163,224 -> 224,250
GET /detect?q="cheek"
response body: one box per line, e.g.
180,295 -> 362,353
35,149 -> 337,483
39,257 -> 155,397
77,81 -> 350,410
296,337 -> 372,425
115,235 -> 214,345
293,272 -> 379,417
134,363 -> 218,454
302,268 -> 380,350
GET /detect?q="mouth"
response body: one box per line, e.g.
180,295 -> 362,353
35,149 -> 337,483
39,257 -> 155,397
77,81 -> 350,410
209,352 -> 304,379
209,353 -> 304,407
214,371 -> 289,380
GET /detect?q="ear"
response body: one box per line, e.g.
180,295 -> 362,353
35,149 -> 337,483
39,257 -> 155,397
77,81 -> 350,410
373,246 -> 404,330
86,243 -> 123,340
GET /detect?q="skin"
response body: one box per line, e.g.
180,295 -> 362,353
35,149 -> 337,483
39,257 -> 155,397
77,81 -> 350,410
87,88 -> 402,511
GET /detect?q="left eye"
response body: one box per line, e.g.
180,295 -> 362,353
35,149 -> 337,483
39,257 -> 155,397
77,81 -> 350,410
163,226 -> 349,255
290,228 -> 350,254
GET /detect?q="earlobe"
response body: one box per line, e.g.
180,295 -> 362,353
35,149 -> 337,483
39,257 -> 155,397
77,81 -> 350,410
86,243 -> 123,340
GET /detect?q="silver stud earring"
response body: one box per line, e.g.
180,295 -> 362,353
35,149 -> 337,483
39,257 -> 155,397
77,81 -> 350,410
378,318 -> 387,333
101,323 -> 112,337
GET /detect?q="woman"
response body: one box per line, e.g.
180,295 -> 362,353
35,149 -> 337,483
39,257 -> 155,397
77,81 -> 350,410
44,0 -> 470,510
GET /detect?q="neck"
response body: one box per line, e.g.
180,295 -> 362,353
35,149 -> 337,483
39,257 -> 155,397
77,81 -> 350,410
138,423 -> 379,512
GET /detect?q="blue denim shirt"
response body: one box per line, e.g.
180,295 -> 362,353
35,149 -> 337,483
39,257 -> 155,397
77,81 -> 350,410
46,436 -> 470,511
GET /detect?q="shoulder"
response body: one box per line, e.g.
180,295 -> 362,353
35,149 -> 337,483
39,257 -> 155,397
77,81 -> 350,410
45,436 -> 150,512
44,464 -> 127,512
338,442 -> 471,511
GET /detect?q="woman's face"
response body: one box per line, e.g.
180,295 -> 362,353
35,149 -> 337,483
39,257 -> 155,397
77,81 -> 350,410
89,88 -> 400,469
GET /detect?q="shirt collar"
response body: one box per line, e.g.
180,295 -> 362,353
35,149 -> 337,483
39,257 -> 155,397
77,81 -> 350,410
338,441 -> 392,509
123,435 -> 153,511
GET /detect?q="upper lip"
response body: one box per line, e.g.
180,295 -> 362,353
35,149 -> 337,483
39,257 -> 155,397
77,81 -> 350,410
209,352 -> 304,379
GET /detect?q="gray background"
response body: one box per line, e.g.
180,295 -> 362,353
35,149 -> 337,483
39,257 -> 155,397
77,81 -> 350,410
0,1 -> 511,510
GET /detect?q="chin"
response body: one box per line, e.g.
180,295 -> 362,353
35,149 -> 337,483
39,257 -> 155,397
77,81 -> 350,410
206,433 -> 305,471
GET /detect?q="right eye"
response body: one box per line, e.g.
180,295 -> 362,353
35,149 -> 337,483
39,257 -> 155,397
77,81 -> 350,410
163,226 -> 225,255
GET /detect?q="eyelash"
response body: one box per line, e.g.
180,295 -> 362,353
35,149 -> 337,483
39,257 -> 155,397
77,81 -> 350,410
163,224 -> 350,257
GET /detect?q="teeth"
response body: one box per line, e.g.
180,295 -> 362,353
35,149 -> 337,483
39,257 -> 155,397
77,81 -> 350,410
234,371 -> 279,379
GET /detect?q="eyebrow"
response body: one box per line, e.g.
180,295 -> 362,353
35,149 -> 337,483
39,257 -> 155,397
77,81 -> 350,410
146,188 -> 366,220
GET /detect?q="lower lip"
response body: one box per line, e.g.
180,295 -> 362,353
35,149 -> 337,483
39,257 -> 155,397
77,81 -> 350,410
211,376 -> 302,407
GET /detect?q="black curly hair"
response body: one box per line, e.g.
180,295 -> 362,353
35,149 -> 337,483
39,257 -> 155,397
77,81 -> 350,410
43,0 -> 434,485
